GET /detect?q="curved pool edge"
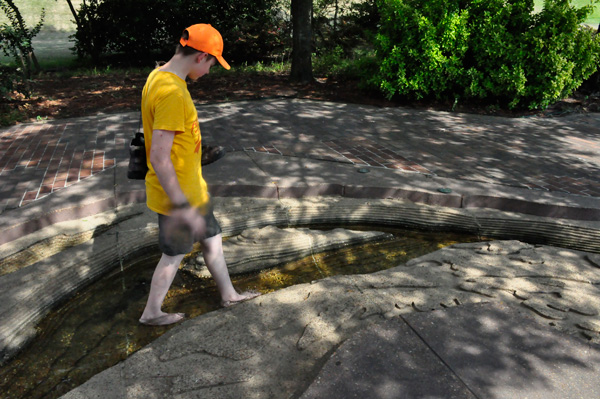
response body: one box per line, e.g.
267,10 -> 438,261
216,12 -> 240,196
1,196 -> 599,366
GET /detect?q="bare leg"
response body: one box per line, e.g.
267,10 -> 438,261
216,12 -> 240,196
201,234 -> 259,304
140,253 -> 185,325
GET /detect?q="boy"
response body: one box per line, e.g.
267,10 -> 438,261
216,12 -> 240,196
139,24 -> 259,326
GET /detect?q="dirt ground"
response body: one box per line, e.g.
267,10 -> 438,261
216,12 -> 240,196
2,69 -> 600,124
2,71 -> 392,123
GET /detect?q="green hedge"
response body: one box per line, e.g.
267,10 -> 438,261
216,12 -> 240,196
372,0 -> 600,109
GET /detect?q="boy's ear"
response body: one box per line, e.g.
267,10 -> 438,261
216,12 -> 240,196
196,52 -> 209,63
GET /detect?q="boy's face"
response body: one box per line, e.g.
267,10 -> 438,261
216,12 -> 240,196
188,54 -> 216,81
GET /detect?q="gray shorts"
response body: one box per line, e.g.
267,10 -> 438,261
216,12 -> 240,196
157,208 -> 222,256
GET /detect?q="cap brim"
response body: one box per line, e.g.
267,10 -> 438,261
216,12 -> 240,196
216,55 -> 230,70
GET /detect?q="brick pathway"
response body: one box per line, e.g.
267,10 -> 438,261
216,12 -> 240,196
240,138 -> 600,197
0,117 -> 121,212
1,99 -> 600,215
243,137 -> 433,174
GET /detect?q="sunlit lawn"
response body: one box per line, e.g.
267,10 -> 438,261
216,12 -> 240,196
1,0 -> 82,30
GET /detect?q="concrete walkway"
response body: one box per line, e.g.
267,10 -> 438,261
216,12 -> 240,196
1,99 -> 600,398
301,302 -> 600,399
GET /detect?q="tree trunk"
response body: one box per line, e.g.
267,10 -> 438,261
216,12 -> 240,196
65,0 -> 81,29
290,0 -> 313,84
28,51 -> 40,74
333,0 -> 338,42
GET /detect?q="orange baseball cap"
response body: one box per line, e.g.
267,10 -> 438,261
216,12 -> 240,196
179,24 -> 231,70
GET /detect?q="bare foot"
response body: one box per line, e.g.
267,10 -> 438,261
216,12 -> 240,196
139,312 -> 185,326
221,291 -> 261,308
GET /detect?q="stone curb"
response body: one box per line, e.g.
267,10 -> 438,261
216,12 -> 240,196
3,178 -> 599,249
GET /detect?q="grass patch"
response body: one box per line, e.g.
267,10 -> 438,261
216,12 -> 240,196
46,65 -> 153,80
0,0 -> 82,31
534,0 -> 600,26
228,61 -> 291,75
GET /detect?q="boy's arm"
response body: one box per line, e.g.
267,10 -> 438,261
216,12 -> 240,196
149,129 -> 188,207
150,128 -> 205,236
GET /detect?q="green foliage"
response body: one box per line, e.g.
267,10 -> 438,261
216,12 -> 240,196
0,0 -> 45,97
0,0 -> 45,63
72,0 -> 289,66
373,0 -> 600,110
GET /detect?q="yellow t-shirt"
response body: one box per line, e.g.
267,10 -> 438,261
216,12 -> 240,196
141,68 -> 209,215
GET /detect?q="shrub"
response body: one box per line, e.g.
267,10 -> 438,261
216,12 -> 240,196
372,0 -> 600,110
313,46 -> 378,81
72,0 -> 288,66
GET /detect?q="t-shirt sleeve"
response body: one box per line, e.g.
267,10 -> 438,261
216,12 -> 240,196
153,91 -> 186,133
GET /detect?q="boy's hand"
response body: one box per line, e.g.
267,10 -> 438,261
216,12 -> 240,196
164,206 -> 207,241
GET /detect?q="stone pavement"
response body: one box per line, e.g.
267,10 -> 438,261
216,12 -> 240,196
1,98 -> 600,398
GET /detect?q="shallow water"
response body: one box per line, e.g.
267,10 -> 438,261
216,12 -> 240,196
0,227 -> 484,399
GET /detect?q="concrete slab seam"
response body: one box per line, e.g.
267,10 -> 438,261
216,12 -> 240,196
398,313 -> 480,399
